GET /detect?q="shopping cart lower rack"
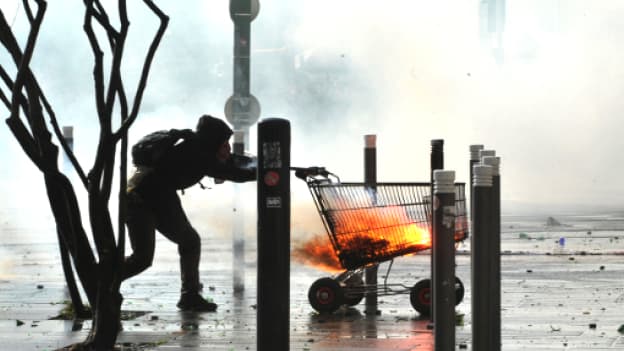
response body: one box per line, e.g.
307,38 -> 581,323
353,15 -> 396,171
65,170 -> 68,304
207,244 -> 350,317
294,167 -> 468,315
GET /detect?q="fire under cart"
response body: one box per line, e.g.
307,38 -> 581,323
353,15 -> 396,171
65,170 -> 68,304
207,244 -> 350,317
299,169 -> 468,315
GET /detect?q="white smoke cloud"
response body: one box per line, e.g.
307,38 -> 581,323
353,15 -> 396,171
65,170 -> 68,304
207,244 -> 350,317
1,0 -> 623,240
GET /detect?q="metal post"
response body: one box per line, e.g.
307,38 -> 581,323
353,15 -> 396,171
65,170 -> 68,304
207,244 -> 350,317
232,131 -> 245,293
228,0 -> 261,292
483,155 -> 501,351
257,118 -> 290,351
432,170 -> 456,351
471,164 -> 493,351
364,134 -> 379,315
430,139 -> 444,321
227,0 -> 261,133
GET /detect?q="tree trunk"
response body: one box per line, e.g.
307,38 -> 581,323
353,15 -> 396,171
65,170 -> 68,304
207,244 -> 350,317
78,258 -> 123,351
44,173 -> 99,306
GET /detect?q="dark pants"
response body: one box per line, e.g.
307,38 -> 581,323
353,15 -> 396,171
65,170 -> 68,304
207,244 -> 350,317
123,190 -> 202,294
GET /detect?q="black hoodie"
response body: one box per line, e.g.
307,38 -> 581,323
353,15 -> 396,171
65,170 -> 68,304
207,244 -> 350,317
130,116 -> 255,201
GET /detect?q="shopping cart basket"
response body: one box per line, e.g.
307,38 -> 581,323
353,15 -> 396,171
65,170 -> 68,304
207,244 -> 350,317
293,167 -> 468,315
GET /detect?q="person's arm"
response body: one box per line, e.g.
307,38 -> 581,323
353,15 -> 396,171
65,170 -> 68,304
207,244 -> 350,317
208,154 -> 257,183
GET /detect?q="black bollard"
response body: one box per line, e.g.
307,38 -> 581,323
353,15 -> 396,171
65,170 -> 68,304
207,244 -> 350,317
432,170 -> 456,351
257,118 -> 291,351
364,134 -> 379,315
471,164 -> 493,351
483,155 -> 501,351
430,139 -> 444,321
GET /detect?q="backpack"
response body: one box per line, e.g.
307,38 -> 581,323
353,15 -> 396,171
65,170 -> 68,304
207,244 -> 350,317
131,129 -> 193,167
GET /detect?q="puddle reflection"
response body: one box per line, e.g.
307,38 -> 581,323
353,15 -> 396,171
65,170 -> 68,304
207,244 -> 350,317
309,307 -> 378,339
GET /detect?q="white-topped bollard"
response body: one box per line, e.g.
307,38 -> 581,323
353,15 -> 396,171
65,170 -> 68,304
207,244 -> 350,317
471,164 -> 494,351
432,170 -> 456,351
482,155 -> 501,351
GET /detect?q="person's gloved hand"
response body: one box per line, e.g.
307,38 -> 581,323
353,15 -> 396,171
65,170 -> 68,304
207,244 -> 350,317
294,167 -> 328,180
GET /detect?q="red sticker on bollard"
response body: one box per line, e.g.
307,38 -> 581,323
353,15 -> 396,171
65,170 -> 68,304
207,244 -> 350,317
264,171 -> 280,186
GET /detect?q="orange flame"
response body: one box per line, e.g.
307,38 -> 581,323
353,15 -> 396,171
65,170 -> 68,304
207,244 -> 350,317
292,235 -> 343,272
293,206 -> 433,272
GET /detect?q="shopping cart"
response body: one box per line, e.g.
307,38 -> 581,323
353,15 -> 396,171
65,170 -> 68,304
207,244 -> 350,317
293,167 -> 468,315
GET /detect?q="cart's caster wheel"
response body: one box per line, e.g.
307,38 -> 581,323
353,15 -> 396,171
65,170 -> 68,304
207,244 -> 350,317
410,278 -> 431,316
410,277 -> 466,315
343,273 -> 364,307
308,277 -> 344,313
454,277 -> 465,306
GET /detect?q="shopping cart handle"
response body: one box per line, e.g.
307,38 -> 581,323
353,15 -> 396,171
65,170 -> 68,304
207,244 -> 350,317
291,166 -> 337,181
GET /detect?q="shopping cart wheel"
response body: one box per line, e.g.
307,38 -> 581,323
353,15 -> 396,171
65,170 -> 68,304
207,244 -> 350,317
343,274 -> 365,307
454,277 -> 465,305
410,279 -> 432,315
410,277 -> 466,315
308,277 -> 344,313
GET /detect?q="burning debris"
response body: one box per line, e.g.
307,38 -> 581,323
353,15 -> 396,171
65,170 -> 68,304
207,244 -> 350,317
292,205 -> 434,273
330,206 -> 432,269
292,235 -> 342,272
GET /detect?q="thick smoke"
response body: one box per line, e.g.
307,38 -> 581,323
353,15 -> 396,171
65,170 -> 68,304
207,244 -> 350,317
2,0 -> 623,245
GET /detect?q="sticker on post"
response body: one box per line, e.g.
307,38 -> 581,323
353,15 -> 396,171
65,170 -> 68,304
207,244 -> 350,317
442,205 -> 456,229
266,197 -> 282,208
262,142 -> 282,168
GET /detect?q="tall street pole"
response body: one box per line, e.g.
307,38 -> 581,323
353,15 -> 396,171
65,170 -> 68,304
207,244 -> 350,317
227,0 -> 261,293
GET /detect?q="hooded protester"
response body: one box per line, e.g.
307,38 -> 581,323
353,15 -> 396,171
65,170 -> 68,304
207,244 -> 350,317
122,115 -> 256,311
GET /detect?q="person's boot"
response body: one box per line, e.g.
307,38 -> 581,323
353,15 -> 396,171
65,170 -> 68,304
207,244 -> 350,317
177,292 -> 217,312
178,241 -> 213,311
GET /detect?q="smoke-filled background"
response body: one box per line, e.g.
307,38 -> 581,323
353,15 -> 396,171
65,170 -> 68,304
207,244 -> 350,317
1,0 -> 623,244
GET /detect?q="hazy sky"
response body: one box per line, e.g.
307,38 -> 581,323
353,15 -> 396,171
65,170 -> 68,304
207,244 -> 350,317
1,0 -> 623,221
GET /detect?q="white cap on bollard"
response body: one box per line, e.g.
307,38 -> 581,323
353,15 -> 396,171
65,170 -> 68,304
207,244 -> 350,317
433,170 -> 455,194
479,149 -> 496,159
470,145 -> 484,161
482,156 -> 501,176
473,164 -> 493,187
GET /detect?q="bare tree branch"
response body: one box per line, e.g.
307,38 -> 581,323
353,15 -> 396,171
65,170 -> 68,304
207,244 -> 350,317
82,0 -> 106,126
4,1 -> 169,347
114,0 -> 168,140
0,9 -> 89,187
0,87 -> 9,107
93,0 -> 121,44
6,0 -> 46,161
7,1 -> 45,121
42,89 -> 89,187
22,0 -> 35,24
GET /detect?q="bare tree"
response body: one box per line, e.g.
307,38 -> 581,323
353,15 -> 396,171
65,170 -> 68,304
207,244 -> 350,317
0,1 -> 168,349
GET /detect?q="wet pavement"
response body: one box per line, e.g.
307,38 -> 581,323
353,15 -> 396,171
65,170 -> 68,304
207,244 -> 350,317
1,213 -> 623,350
